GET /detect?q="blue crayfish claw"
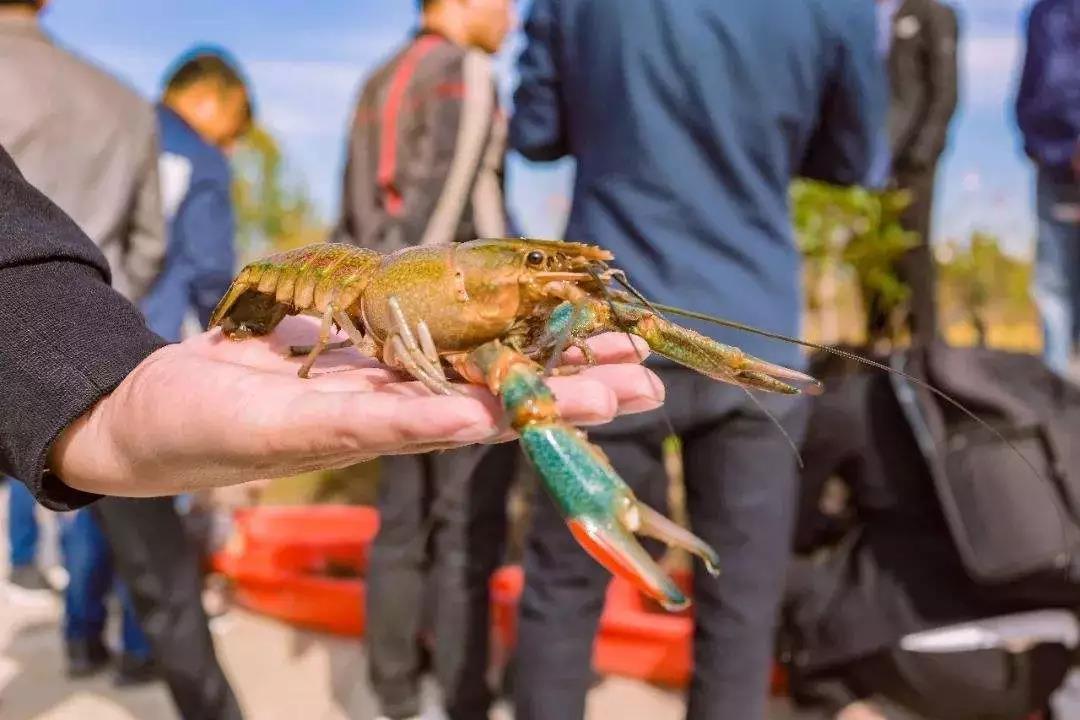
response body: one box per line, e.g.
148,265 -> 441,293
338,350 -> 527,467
566,492 -> 721,611
460,338 -> 721,612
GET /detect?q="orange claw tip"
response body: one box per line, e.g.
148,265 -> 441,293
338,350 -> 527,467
567,518 -> 690,611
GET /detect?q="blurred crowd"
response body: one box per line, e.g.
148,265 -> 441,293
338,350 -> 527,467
1,1 -> 1078,720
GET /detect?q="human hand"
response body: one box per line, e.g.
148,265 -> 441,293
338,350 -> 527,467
836,701 -> 887,720
48,316 -> 664,497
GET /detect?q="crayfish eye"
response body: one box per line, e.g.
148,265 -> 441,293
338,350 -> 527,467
526,250 -> 546,267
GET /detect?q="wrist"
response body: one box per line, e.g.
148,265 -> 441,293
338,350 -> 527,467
47,396 -> 128,497
46,347 -> 172,497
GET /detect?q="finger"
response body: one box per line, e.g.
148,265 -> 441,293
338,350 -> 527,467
373,375 -> 620,427
550,364 -> 665,416
577,333 -> 652,365
293,391 -> 501,452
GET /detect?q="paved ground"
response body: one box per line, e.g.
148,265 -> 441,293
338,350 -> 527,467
0,486 -> 795,719
1,590 -> 700,720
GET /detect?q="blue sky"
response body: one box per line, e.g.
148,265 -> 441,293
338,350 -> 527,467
41,0 -> 1040,255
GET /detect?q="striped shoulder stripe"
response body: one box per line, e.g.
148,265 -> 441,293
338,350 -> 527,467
377,34 -> 445,217
420,50 -> 497,246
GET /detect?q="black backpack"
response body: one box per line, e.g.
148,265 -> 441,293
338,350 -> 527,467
892,343 -> 1080,606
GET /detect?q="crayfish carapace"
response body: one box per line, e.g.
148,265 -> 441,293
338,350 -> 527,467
209,238 -> 822,610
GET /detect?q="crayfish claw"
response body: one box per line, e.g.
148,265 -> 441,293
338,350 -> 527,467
567,515 -> 690,611
736,358 -> 824,396
632,502 -> 721,576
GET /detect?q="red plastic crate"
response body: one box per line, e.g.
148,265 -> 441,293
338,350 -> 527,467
212,506 -> 379,636
213,509 -> 787,695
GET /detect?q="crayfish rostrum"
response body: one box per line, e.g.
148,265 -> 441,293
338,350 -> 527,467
209,239 -> 821,610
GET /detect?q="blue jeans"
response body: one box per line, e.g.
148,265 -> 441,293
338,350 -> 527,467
7,478 -> 38,568
1033,172 -> 1080,375
58,509 -> 151,659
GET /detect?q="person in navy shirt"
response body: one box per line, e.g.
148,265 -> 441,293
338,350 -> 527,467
509,1 -> 886,718
1016,0 -> 1080,377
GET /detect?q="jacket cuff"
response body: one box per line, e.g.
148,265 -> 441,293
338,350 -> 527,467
0,261 -> 167,511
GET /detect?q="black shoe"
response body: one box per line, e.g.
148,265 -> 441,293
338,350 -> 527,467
8,565 -> 54,593
66,638 -> 111,679
114,654 -> 157,687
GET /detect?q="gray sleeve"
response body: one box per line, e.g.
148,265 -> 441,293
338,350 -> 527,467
122,113 -> 167,301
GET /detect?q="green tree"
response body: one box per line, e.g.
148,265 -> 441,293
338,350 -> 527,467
791,180 -> 917,345
231,125 -> 328,264
937,231 -> 1034,348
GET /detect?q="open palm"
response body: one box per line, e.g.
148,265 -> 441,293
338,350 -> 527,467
49,315 -> 665,497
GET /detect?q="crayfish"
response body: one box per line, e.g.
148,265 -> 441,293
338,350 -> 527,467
209,239 -> 822,610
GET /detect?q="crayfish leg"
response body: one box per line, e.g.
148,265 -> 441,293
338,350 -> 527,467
288,340 -> 352,357
383,297 -> 457,395
297,307 -> 335,379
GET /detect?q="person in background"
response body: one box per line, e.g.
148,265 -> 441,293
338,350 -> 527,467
865,0 -> 897,191
1016,0 -> 1080,378
6,479 -> 52,595
0,0 -> 164,683
56,507 -> 153,683
333,0 -> 515,718
141,47 -> 252,341
509,0 -> 886,718
84,47 -> 255,716
867,0 -> 959,346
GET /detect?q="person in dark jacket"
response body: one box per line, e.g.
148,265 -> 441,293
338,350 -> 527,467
509,1 -> 887,718
0,139 -> 660,711
1016,0 -> 1080,377
333,0 -> 509,252
866,0 -> 959,346
333,1 -> 517,718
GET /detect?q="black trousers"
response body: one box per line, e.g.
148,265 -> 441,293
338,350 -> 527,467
867,165 -> 940,346
790,644 -> 1071,720
92,496 -> 243,720
513,368 -> 809,720
366,443 -> 518,720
